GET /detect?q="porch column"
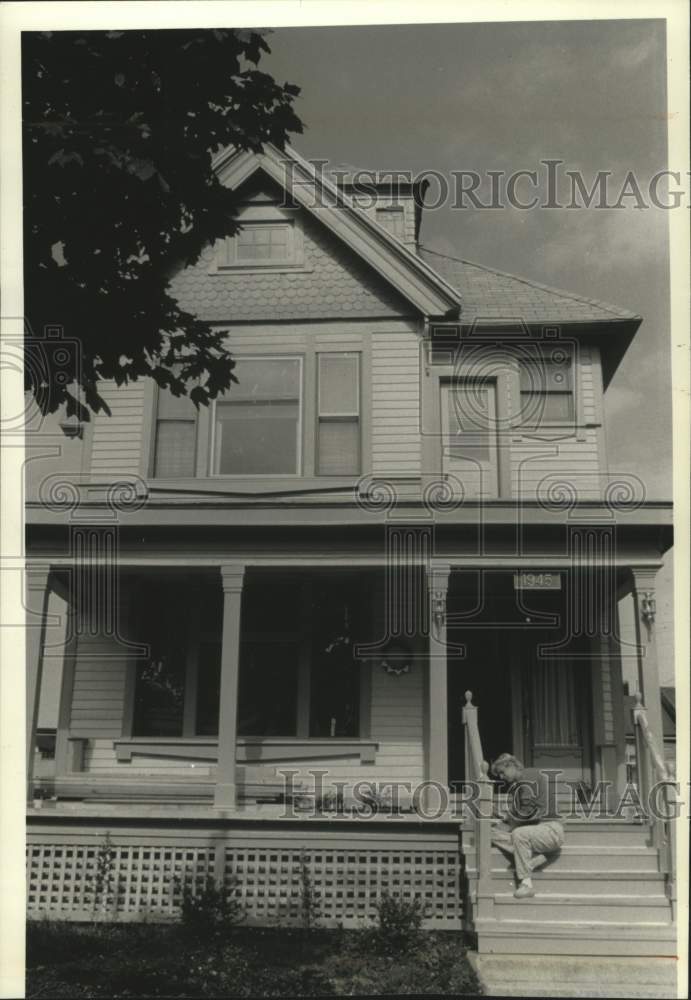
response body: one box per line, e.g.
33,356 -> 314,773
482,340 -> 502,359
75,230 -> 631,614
214,564 -> 246,809
26,563 -> 51,799
427,563 -> 451,793
629,566 -> 664,752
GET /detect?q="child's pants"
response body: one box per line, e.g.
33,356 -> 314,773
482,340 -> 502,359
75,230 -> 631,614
492,821 -> 564,880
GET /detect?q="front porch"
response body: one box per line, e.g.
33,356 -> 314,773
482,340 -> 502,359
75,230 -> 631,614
26,549 -> 677,952
28,559 -> 665,813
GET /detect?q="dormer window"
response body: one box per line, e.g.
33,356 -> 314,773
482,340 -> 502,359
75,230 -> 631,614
231,221 -> 294,265
216,202 -> 304,271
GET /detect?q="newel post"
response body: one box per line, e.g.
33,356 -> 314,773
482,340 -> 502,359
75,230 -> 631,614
475,759 -> 495,920
214,564 -> 246,809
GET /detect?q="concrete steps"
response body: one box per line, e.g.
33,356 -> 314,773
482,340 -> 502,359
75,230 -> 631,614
469,954 -> 679,997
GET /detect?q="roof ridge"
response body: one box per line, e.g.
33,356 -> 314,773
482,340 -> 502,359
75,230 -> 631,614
419,246 -> 640,321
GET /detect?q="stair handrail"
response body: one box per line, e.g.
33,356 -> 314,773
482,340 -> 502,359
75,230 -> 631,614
462,692 -> 494,910
632,691 -> 677,919
632,691 -> 671,782
462,690 -> 486,783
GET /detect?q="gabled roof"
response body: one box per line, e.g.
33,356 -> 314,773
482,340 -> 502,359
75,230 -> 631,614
418,247 -> 640,324
212,144 -> 461,319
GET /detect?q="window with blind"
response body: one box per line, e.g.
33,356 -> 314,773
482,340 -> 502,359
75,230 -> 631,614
212,357 -> 302,476
531,659 -> 583,748
519,346 -> 574,423
153,387 -> 198,478
317,353 -> 361,476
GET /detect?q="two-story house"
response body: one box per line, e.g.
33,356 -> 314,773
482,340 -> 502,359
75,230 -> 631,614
25,144 -> 675,957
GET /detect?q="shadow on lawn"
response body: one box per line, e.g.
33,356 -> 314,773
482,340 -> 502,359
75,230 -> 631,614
26,920 -> 483,998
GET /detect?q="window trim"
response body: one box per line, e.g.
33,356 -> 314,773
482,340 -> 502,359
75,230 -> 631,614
209,354 -> 304,478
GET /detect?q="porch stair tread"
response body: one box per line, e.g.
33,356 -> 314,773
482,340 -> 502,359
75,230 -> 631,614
492,891 -> 671,905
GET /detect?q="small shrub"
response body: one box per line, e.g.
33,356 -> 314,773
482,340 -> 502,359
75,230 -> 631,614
372,892 -> 429,953
178,874 -> 244,941
298,849 -> 321,932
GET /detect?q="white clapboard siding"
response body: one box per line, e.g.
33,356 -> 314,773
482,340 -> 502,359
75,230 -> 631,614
89,381 -> 146,476
70,635 -> 128,739
371,331 -> 421,477
511,428 -> 602,500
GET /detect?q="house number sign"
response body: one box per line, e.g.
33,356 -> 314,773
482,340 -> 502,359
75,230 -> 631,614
513,571 -> 562,590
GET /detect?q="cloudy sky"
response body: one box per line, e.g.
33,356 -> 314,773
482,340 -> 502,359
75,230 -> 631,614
262,18 -> 675,680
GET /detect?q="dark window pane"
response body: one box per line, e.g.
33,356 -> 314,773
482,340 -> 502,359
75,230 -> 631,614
309,578 -> 366,737
241,577 -> 301,634
238,641 -> 299,736
133,587 -> 187,736
196,640 -> 221,736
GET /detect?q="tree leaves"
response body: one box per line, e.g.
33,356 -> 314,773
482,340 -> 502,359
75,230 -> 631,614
22,29 -> 303,415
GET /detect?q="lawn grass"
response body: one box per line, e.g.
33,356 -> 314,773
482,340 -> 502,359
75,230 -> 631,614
26,920 -> 483,997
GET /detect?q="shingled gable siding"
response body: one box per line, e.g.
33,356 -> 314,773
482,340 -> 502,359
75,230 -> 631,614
169,203 -> 411,323
511,343 -> 603,501
88,381 -> 147,477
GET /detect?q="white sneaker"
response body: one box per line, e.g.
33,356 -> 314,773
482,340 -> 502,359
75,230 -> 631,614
529,853 -> 548,871
514,883 -> 535,899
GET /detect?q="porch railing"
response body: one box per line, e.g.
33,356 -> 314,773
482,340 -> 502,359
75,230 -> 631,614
462,691 -> 493,902
632,691 -> 677,918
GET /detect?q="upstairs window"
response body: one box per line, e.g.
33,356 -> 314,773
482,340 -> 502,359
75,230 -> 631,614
519,347 -> 574,423
317,353 -> 361,475
212,357 -> 302,476
234,222 -> 293,264
216,204 -> 304,270
153,386 -> 198,478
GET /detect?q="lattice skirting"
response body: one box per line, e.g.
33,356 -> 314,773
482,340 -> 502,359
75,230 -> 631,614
27,821 -> 463,928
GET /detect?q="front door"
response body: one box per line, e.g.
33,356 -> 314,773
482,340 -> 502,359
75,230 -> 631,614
518,629 -> 593,786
